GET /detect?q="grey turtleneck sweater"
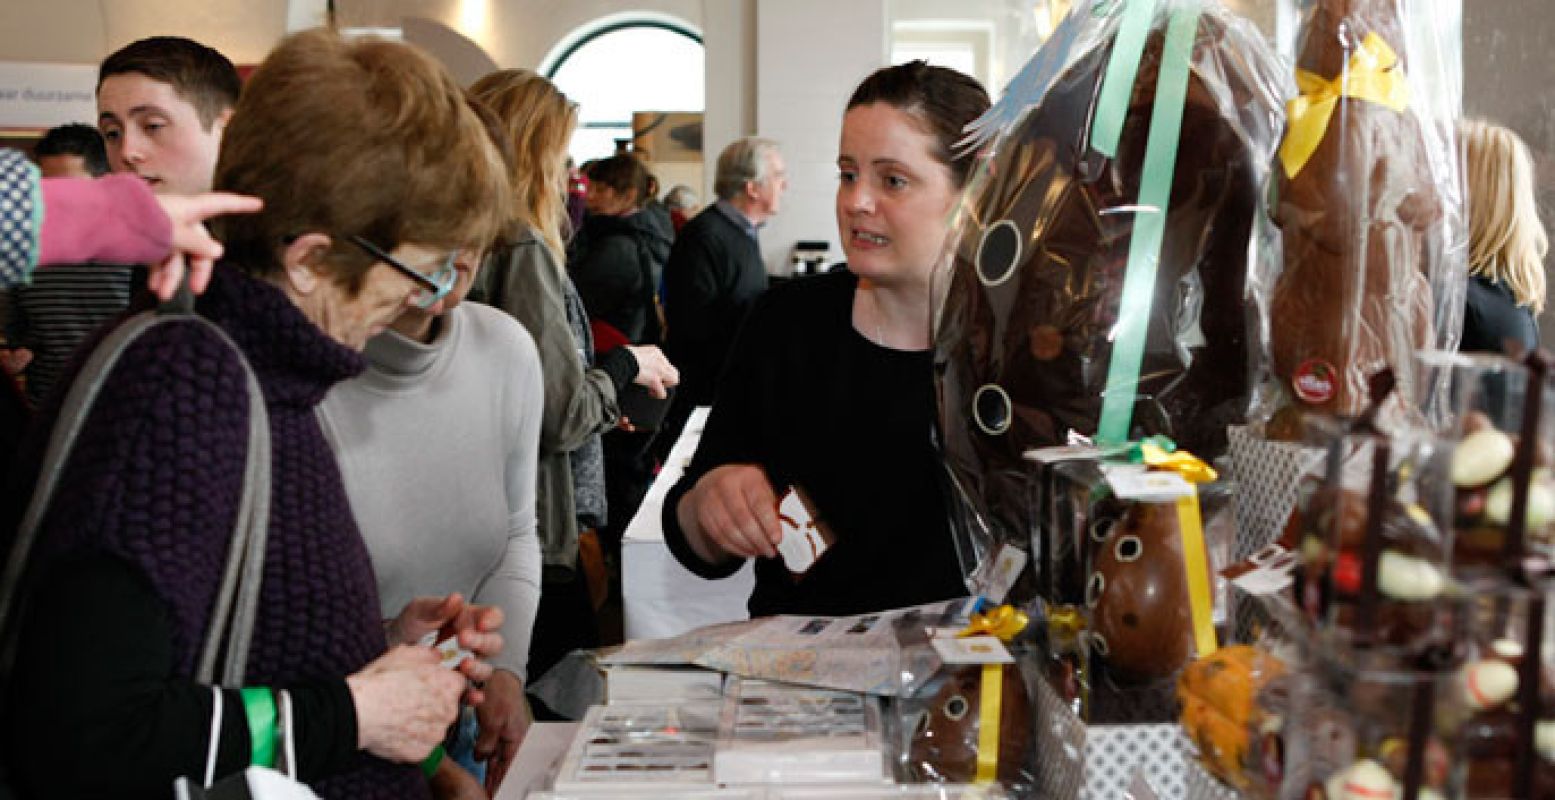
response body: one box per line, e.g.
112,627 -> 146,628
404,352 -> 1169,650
319,301 -> 543,679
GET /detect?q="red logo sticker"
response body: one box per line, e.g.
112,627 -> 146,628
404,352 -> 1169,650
1292,359 -> 1337,404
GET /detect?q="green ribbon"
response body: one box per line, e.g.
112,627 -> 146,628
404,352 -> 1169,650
240,686 -> 278,768
1095,1 -> 1204,445
1089,0 -> 1160,158
421,744 -> 447,779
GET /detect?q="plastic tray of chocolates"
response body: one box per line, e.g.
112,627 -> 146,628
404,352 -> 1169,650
552,702 -> 721,792
1288,413 -> 1460,657
1449,369 -> 1555,582
713,679 -> 888,785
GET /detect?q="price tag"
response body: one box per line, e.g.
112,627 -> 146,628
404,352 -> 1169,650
1103,464 -> 1194,501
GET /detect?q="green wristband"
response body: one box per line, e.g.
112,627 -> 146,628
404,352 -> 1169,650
239,687 -> 279,768
420,744 -> 446,779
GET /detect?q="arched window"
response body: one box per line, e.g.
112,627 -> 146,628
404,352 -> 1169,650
545,19 -> 705,165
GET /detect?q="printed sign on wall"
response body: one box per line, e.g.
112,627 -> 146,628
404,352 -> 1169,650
0,62 -> 97,129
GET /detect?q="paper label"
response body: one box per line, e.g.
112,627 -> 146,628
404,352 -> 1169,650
971,543 -> 1029,605
776,487 -> 833,574
931,635 -> 1015,665
419,632 -> 473,670
1293,358 -> 1337,404
1227,544 -> 1298,597
1023,445 -> 1103,464
1103,463 -> 1194,501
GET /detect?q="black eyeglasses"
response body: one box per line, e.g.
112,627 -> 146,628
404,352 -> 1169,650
347,234 -> 457,309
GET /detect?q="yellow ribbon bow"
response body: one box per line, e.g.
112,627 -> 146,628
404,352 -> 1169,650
1138,441 -> 1219,484
1047,606 -> 1084,643
1278,31 -> 1411,179
957,604 -> 1030,642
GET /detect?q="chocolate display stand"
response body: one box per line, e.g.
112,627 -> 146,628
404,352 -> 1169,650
1503,351 -> 1549,799
1298,378 -> 1456,800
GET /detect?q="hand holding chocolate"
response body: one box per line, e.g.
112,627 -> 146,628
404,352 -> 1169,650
1262,0 -> 1456,439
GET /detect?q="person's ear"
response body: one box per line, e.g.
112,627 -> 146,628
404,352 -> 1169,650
280,233 -> 332,296
207,107 -> 235,140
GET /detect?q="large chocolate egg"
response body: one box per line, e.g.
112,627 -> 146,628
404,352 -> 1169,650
933,5 -> 1286,578
908,664 -> 1033,785
1087,502 -> 1207,679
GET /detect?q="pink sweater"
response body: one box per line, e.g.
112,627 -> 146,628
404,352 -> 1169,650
38,172 -> 171,269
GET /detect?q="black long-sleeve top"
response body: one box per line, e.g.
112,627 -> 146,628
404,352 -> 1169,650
660,269 -> 968,617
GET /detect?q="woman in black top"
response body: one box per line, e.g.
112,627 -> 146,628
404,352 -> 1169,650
662,62 -> 990,617
1460,118 -> 1547,355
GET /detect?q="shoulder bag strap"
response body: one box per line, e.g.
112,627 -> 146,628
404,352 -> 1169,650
193,318 -> 270,687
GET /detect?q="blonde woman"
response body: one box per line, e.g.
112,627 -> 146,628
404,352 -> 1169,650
467,70 -> 677,698
1461,118 -> 1549,354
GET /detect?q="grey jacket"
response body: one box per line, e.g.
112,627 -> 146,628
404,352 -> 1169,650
475,224 -> 623,572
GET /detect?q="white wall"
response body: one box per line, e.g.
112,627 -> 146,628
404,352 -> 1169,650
0,0 -> 284,65
755,0 -> 887,275
402,17 -> 499,87
0,0 -> 886,280
701,0 -> 756,203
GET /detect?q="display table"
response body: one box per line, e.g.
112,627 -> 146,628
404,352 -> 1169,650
621,406 -> 754,640
494,722 -> 579,800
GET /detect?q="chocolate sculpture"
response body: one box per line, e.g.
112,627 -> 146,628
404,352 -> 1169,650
935,3 -> 1285,569
907,664 -> 1033,786
1263,0 -> 1445,439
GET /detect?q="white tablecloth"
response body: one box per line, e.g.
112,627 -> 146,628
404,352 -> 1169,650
622,406 -> 754,640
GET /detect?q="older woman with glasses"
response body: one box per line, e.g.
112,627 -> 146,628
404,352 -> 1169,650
320,102 -> 547,796
2,30 -> 510,799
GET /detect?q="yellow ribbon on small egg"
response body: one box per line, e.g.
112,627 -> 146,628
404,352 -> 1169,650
952,604 -> 1028,785
1138,443 -> 1219,659
1278,32 -> 1411,178
975,663 -> 1002,785
957,605 -> 1030,642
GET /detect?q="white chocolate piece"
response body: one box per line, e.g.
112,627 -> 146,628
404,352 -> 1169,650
1461,659 -> 1519,710
1492,638 -> 1526,660
1485,473 -> 1555,529
1325,759 -> 1398,800
1538,720 -> 1555,763
1453,428 -> 1516,487
1376,551 -> 1444,601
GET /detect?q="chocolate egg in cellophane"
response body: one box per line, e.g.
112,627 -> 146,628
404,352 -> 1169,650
933,0 -> 1287,582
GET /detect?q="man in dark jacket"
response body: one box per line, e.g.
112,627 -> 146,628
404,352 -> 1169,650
658,137 -> 786,451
